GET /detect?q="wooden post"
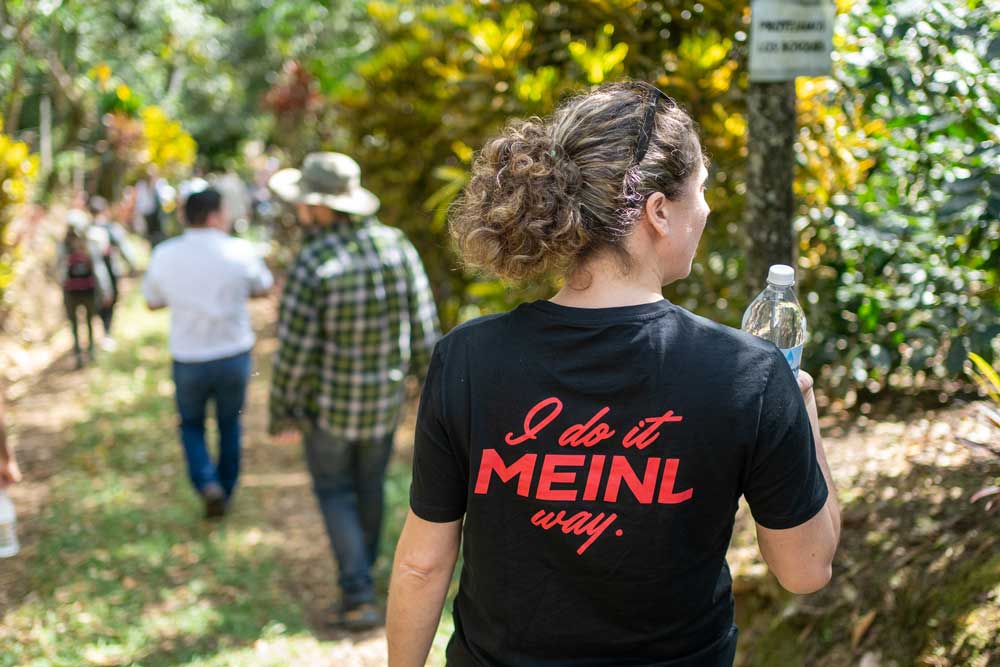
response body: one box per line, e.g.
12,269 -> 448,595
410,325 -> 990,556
40,94 -> 53,175
743,79 -> 798,288
745,0 -> 834,290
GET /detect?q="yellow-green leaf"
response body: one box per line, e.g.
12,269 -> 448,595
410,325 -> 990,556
968,352 -> 1000,403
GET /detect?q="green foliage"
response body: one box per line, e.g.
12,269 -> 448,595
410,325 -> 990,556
967,351 -> 1000,406
330,0 -> 998,398
803,0 -> 1000,395
98,84 -> 145,117
964,352 -> 1000,509
0,2 -> 207,199
334,1 -> 748,328
0,0 -> 365,168
2,0 -> 996,395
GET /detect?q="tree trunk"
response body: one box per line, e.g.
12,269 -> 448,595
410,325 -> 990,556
743,80 -> 798,291
3,59 -> 25,133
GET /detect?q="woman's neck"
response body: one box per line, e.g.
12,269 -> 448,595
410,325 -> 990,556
550,255 -> 664,309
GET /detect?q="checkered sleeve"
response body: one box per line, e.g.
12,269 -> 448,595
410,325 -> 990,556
269,251 -> 322,434
401,237 -> 440,383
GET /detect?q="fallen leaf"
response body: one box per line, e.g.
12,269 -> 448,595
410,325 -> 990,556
975,403 -> 1000,428
859,651 -> 881,667
852,610 -> 877,648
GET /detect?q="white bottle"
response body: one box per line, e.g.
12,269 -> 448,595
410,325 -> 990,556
741,264 -> 808,376
0,490 -> 19,558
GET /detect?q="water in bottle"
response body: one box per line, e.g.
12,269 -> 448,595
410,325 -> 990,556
742,264 -> 807,376
0,490 -> 18,558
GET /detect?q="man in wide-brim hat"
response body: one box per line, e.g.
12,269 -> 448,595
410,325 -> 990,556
268,152 -> 441,631
268,151 -> 381,218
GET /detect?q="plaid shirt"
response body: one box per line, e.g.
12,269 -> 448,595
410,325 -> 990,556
269,217 -> 440,441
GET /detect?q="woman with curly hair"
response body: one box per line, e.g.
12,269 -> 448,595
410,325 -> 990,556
387,82 -> 840,666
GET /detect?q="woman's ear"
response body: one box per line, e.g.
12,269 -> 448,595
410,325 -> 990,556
643,192 -> 670,238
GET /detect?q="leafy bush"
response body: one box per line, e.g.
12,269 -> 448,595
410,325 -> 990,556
325,0 -> 997,398
334,1 -> 755,327
805,0 -> 1000,396
0,118 -> 38,299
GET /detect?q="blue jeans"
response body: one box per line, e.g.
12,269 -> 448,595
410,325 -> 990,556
303,428 -> 395,608
172,351 -> 252,498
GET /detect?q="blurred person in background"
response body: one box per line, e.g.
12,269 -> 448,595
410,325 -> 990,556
143,188 -> 273,519
135,167 -> 166,247
176,167 -> 210,226
119,184 -> 139,234
58,211 -> 112,369
250,153 -> 280,227
268,152 -> 440,631
89,196 -> 136,347
214,168 -> 252,235
69,189 -> 89,216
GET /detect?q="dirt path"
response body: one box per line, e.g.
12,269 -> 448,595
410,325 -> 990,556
0,342 -> 91,613
240,299 -> 406,666
2,285 -> 403,665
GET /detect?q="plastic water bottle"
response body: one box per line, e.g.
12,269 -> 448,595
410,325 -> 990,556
0,490 -> 18,558
742,264 -> 807,376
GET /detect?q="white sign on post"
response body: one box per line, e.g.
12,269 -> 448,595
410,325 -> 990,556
749,0 -> 835,82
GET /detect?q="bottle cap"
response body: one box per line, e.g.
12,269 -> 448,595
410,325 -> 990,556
767,264 -> 795,286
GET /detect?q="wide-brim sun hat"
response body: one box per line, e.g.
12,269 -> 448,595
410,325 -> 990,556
268,152 -> 380,216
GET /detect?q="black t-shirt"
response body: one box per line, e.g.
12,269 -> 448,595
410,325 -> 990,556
410,299 -> 828,667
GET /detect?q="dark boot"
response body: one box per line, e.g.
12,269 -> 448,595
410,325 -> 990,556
202,482 -> 227,519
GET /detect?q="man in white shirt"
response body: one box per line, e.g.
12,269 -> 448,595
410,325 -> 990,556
143,188 -> 273,518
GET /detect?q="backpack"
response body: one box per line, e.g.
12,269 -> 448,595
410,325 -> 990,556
64,249 -> 97,292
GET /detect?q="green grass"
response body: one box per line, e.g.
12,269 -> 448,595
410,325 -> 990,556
1,291 -> 455,666
3,296 -> 302,666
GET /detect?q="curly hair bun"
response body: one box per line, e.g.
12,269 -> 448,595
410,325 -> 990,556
449,82 -> 703,282
449,117 -> 588,281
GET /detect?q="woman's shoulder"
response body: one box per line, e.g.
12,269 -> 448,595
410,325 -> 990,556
670,304 -> 782,367
437,310 -> 512,350
433,305 -> 536,365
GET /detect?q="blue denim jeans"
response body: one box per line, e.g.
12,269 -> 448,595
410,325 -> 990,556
172,351 -> 252,499
303,427 -> 395,608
